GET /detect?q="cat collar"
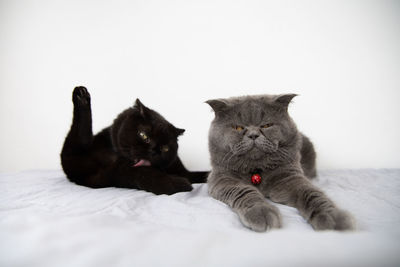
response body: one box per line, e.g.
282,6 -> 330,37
251,173 -> 262,185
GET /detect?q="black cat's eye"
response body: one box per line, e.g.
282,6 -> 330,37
139,131 -> 150,143
233,125 -> 244,132
261,123 -> 274,129
161,145 -> 169,152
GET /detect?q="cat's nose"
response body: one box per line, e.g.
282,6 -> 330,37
248,132 -> 260,140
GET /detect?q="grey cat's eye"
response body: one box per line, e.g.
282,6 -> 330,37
261,123 -> 274,128
233,125 -> 244,131
139,131 -> 150,143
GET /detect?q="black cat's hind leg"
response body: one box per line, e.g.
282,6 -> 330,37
71,86 -> 93,148
61,86 -> 93,155
61,86 -> 97,184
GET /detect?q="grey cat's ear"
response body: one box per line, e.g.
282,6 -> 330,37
273,94 -> 297,109
134,98 -> 148,117
175,128 -> 185,136
205,99 -> 229,115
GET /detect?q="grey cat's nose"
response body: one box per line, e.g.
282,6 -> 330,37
248,132 -> 260,140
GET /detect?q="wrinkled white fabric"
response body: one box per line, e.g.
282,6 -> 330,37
1,169 -> 399,267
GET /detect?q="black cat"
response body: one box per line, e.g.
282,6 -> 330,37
61,86 -> 208,195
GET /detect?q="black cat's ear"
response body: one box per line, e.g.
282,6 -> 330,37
134,98 -> 148,118
273,94 -> 297,110
175,128 -> 185,136
205,99 -> 230,117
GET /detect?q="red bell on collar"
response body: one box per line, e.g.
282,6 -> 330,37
251,174 -> 262,185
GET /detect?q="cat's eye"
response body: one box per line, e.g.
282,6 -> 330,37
139,131 -> 150,143
234,125 -> 244,131
161,145 -> 169,152
261,123 -> 274,129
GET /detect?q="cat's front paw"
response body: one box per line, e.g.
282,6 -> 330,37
156,175 -> 192,195
170,176 -> 193,194
72,86 -> 91,107
239,204 -> 282,232
310,209 -> 355,231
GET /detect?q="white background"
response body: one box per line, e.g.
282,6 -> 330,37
0,0 -> 399,172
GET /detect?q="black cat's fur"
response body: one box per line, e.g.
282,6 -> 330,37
61,86 -> 208,195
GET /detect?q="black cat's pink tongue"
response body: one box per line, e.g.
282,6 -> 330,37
133,159 -> 151,167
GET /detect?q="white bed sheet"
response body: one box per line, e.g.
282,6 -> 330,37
1,169 -> 400,267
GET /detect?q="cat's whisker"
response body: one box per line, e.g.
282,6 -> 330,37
226,153 -> 236,165
237,157 -> 247,172
221,150 -> 233,164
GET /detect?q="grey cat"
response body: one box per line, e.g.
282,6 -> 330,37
206,94 -> 355,232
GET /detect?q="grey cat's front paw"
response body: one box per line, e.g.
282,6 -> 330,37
239,204 -> 282,232
310,209 -> 355,231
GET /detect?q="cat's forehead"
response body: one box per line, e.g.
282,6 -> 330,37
225,94 -> 275,105
150,120 -> 179,141
142,120 -> 174,134
230,98 -> 279,125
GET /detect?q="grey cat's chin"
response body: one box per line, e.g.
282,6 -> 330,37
247,148 -> 266,160
255,139 -> 279,153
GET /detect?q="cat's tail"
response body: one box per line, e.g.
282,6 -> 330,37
300,134 -> 317,179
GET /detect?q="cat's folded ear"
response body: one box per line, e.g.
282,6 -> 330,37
175,128 -> 185,136
134,98 -> 149,118
205,99 -> 230,117
273,94 -> 297,110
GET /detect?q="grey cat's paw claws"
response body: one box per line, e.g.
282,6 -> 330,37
240,204 -> 282,232
73,86 -> 91,107
311,209 -> 356,231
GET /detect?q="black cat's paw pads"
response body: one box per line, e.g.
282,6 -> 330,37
72,86 -> 91,107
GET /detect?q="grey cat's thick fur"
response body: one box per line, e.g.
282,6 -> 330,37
206,94 -> 355,232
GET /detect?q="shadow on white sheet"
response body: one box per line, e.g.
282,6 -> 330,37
1,169 -> 399,267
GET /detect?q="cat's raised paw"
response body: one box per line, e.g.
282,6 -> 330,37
239,204 -> 282,232
72,86 -> 91,107
310,209 -> 355,231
